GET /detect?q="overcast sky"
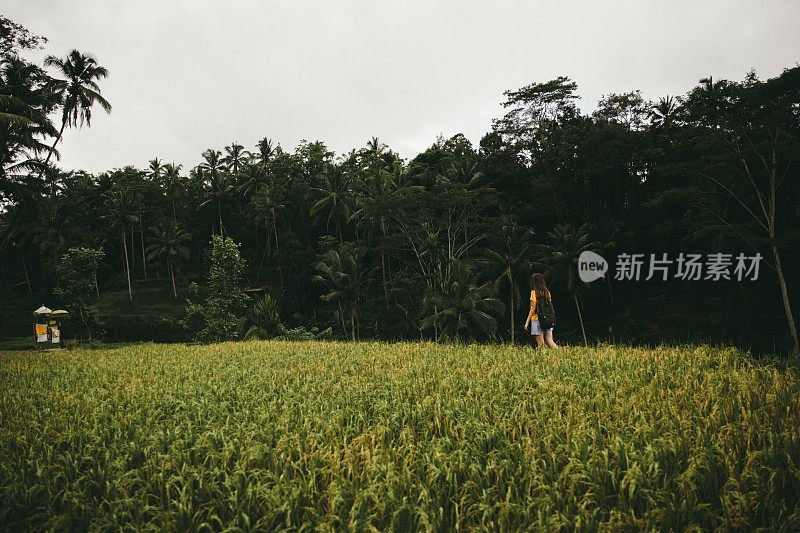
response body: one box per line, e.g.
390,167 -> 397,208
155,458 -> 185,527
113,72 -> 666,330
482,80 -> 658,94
6,1 -> 800,173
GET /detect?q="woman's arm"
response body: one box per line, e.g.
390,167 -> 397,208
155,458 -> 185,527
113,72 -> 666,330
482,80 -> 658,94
524,294 -> 535,329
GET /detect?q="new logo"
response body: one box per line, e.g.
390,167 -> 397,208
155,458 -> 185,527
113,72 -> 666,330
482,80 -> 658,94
578,251 -> 608,283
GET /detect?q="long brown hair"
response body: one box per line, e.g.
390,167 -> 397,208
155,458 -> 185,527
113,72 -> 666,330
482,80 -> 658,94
530,273 -> 550,312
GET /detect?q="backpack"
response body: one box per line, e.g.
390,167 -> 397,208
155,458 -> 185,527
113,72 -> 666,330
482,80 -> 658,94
537,290 -> 556,330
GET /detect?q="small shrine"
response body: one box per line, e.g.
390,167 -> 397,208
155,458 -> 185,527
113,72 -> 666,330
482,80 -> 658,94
33,306 -> 69,349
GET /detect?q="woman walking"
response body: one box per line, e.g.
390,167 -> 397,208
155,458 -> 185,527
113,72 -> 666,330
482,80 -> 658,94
524,273 -> 558,348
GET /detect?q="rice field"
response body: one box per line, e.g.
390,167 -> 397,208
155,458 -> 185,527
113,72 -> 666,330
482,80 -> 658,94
1,341 -> 798,531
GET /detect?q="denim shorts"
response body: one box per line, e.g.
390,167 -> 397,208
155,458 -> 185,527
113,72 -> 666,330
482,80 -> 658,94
530,320 -> 554,336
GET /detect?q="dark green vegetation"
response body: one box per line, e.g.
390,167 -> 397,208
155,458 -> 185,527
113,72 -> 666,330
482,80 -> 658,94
1,15 -> 799,353
1,342 -> 798,530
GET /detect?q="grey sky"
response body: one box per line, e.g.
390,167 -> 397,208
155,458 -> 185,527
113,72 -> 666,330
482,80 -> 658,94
6,1 -> 800,173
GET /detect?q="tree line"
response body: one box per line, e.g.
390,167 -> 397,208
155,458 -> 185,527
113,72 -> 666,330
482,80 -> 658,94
1,16 -> 798,353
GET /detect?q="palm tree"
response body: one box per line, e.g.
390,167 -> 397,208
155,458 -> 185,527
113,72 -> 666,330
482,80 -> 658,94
0,55 -> 59,198
250,137 -> 277,172
0,195 -> 41,293
421,258 -> 503,342
440,157 -> 484,190
43,50 -> 111,166
101,189 -> 138,300
198,149 -> 231,237
310,164 -> 352,243
351,160 -> 416,307
313,243 -> 367,340
222,142 -> 246,175
198,148 -> 223,177
32,197 -> 66,274
242,294 -> 283,340
248,183 -> 286,286
537,223 -> 601,345
147,158 -> 163,181
146,219 -> 190,299
485,217 -> 533,345
160,163 -> 184,221
649,96 -> 678,139
238,162 -> 266,202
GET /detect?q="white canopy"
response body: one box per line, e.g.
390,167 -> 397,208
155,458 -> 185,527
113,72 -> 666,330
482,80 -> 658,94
34,305 -> 52,315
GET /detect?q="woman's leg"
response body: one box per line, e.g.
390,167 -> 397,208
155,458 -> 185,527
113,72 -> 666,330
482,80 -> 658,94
544,332 -> 558,348
534,334 -> 545,347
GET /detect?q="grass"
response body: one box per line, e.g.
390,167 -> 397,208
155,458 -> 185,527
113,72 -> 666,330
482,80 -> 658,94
0,336 -> 34,351
1,341 -> 798,530
95,279 -> 189,320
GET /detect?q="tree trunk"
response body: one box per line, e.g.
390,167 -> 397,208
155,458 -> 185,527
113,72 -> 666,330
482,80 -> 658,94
43,118 -> 67,166
380,242 -> 389,309
767,140 -> 798,355
21,250 -> 31,293
140,214 -> 147,280
169,258 -> 177,299
130,225 -> 135,267
95,271 -> 100,299
772,241 -> 798,354
574,291 -> 587,345
218,199 -> 224,238
272,208 -> 284,288
350,310 -> 356,342
122,230 -> 132,301
510,285 -> 515,346
338,300 -> 347,337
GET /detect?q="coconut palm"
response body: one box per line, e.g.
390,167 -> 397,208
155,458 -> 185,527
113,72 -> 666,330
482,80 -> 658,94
242,294 -> 283,340
101,189 -> 138,300
43,50 -> 111,166
147,158 -> 163,181
32,197 -> 67,274
313,243 -> 367,340
422,258 -> 504,342
649,96 -> 679,139
198,149 -> 232,237
537,223 -> 601,345
146,218 -> 190,299
485,217 -> 533,345
238,162 -> 266,202
310,164 -> 352,243
250,137 -> 277,172
222,142 -> 246,175
160,163 -> 184,221
351,160 -> 417,307
248,182 -> 286,286
0,55 -> 59,199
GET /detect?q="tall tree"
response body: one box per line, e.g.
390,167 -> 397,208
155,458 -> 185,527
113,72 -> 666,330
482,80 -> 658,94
485,217 -> 533,345
421,258 -> 504,342
310,164 -> 351,243
101,189 -> 138,300
0,55 -> 58,200
313,243 -> 367,340
43,50 -> 111,166
146,219 -> 190,299
160,163 -> 184,221
687,68 -> 800,354
147,158 -> 163,181
54,247 -> 103,340
198,149 -> 231,237
537,223 -> 600,345
251,137 -> 277,171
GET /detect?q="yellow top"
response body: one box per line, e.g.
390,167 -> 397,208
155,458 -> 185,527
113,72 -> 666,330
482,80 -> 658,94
530,289 -> 551,322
